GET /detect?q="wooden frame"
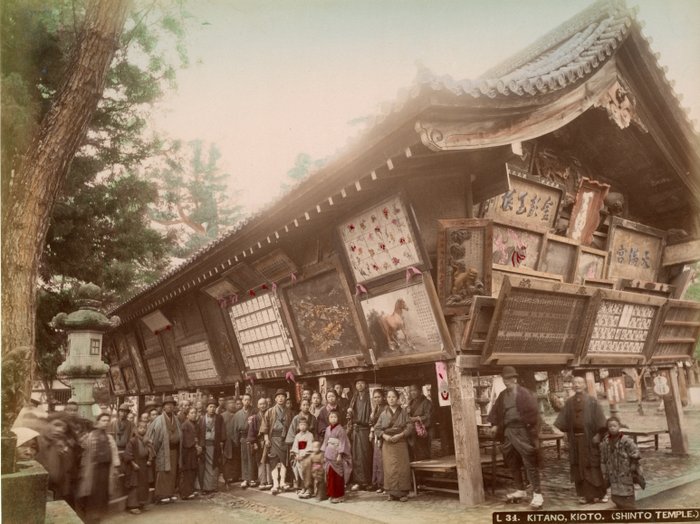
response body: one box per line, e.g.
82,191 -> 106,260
481,169 -> 564,230
606,217 -> 666,283
337,193 -> 428,287
491,263 -> 563,298
491,220 -> 546,272
122,366 -> 138,394
460,296 -> 497,353
537,233 -> 578,282
124,331 -> 151,393
482,277 -> 598,365
573,245 -> 608,284
137,320 -> 173,391
567,177 -> 610,246
650,299 -> 700,363
616,279 -> 675,298
357,273 -> 454,367
436,218 -> 492,315
279,258 -> 368,373
253,248 -> 298,283
578,289 -> 666,366
228,291 -> 297,376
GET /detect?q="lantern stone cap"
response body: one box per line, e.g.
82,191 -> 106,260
51,283 -> 120,332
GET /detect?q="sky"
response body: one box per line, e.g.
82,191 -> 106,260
150,0 -> 700,215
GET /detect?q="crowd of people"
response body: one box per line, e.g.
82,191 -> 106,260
11,369 -> 645,521
11,379 -> 434,521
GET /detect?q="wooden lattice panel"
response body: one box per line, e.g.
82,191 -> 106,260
253,249 -> 298,283
651,300 -> 700,362
225,262 -> 267,291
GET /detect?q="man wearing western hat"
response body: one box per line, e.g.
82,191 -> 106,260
260,389 -> 293,494
198,397 -> 226,493
347,377 -> 372,490
487,366 -> 544,510
147,396 -> 182,503
109,402 -> 135,451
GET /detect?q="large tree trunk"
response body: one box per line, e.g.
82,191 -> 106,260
1,0 -> 130,431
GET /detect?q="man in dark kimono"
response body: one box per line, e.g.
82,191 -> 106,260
487,366 -> 543,510
248,397 -> 271,489
348,378 -> 372,490
234,393 -> 255,487
109,403 -> 134,452
146,396 -> 181,503
407,384 -> 432,461
197,397 -> 226,493
260,389 -> 293,494
554,375 -> 607,504
222,397 -> 240,488
333,382 -> 350,416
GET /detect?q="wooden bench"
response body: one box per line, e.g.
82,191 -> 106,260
625,429 -> 669,450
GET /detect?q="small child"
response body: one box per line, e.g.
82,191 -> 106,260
291,417 -> 314,498
123,420 -> 155,514
307,441 -> 326,501
599,416 -> 642,510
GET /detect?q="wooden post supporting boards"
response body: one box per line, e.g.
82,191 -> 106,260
585,371 -> 596,398
465,173 -> 474,219
446,361 -> 484,505
662,367 -> 689,455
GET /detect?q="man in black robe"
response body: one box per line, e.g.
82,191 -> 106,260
348,378 -> 372,490
554,375 -> 607,504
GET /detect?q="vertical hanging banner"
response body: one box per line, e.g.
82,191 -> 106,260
435,361 -> 451,406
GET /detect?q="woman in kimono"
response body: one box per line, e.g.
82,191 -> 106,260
321,410 -> 352,503
310,392 -> 323,419
407,384 -> 432,461
179,408 -> 200,499
373,388 -> 413,502
369,388 -> 386,493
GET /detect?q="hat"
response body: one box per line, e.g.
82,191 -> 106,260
353,375 -> 367,385
144,399 -> 159,409
162,396 -> 176,406
206,397 -> 217,407
501,366 -> 518,379
118,403 -> 131,412
274,389 -> 287,398
11,427 -> 39,447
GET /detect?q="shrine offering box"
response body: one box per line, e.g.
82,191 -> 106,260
279,258 -> 368,373
358,274 -> 454,367
436,218 -> 492,315
338,194 -> 428,287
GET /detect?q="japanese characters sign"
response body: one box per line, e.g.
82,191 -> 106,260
607,218 -> 665,283
338,195 -> 425,285
481,167 -> 563,230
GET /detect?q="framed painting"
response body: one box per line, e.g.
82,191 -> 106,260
436,218 -> 492,315
109,365 -> 127,395
124,331 -> 151,392
358,274 -> 454,366
338,194 -> 428,286
606,217 -> 665,283
537,233 -> 578,282
566,177 -> 610,245
491,221 -> 545,271
481,169 -> 564,230
573,245 -> 608,284
122,366 -> 138,393
279,259 -> 368,372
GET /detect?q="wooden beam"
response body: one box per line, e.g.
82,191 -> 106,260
446,363 -> 485,505
662,367 -> 689,455
663,239 -> 700,266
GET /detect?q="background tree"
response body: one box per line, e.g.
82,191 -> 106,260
150,139 -> 243,259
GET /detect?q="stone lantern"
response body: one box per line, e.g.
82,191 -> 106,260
52,283 -> 118,420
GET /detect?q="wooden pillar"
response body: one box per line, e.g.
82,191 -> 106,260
677,366 -> 688,407
662,367 -> 689,455
465,173 -> 474,218
585,371 -> 596,398
446,362 -> 484,505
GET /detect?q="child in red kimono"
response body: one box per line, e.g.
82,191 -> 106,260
321,410 -> 352,503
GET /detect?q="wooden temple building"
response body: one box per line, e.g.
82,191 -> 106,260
106,0 -> 700,505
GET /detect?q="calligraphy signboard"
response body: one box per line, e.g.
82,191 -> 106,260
580,289 -> 665,365
567,178 -> 610,245
279,259 -> 367,372
436,218 -> 492,315
481,168 -> 564,230
650,300 -> 700,363
483,277 -> 597,365
606,218 -> 665,283
180,341 -> 220,383
338,194 -> 427,286
228,292 -> 296,374
358,275 -> 453,367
